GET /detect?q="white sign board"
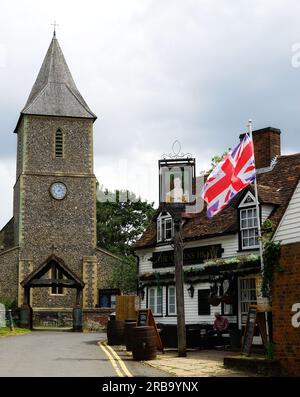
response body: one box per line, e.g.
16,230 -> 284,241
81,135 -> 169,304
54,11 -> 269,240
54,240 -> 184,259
0,303 -> 6,328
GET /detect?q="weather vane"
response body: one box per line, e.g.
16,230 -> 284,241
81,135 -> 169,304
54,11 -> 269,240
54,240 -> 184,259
51,20 -> 59,37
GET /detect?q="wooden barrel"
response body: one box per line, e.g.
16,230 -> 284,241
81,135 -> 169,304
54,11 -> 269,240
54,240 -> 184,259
107,320 -> 125,345
124,320 -> 137,351
131,326 -> 157,361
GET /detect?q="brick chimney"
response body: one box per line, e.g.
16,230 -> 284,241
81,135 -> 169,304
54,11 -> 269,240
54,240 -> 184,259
240,127 -> 281,169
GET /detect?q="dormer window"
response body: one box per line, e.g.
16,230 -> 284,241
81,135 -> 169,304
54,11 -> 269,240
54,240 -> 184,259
157,213 -> 174,243
240,208 -> 259,249
239,191 -> 260,250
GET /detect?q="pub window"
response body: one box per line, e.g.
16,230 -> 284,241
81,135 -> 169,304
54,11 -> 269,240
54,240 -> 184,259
157,213 -> 173,243
51,264 -> 63,295
239,278 -> 257,326
55,129 -> 64,158
240,208 -> 259,249
99,289 -> 121,308
167,286 -> 176,315
198,289 -> 211,315
148,287 -> 163,315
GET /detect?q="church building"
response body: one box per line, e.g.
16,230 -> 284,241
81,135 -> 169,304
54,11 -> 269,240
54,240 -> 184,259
0,32 -> 120,326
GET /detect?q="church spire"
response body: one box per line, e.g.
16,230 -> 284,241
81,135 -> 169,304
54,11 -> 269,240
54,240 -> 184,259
15,35 -> 96,132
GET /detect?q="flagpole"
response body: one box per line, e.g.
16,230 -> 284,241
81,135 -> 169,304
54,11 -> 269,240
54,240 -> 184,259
247,119 -> 264,273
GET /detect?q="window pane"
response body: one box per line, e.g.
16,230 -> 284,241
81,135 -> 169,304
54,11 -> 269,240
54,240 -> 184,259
164,218 -> 173,240
161,222 -> 165,242
168,287 -> 176,314
198,289 -> 211,315
157,288 -> 163,315
243,238 -> 249,247
110,295 -> 116,308
149,289 -> 155,312
165,228 -> 172,240
100,295 -> 109,308
239,278 -> 257,325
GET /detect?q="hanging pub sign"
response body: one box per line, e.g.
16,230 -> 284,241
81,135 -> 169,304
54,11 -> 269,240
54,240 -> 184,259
159,159 -> 195,205
159,141 -> 196,209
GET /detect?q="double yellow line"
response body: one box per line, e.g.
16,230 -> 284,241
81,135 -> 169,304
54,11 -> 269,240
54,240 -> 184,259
99,341 -> 133,377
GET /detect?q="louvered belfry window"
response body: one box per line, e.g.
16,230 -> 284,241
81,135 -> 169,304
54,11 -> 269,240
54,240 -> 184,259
55,129 -> 63,158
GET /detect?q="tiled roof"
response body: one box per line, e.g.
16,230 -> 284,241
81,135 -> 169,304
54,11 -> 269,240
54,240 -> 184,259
135,154 -> 300,249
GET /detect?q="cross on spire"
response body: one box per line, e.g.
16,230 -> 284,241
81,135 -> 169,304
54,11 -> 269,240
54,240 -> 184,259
51,20 -> 59,37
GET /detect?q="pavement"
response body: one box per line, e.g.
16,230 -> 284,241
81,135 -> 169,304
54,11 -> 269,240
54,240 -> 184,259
0,330 -> 168,377
113,346 -> 257,377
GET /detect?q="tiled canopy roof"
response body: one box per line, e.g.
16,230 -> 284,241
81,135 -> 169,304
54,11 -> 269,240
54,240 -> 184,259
135,154 -> 300,249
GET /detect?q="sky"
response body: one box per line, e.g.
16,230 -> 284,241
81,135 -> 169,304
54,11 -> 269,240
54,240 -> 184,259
1,0 -> 300,228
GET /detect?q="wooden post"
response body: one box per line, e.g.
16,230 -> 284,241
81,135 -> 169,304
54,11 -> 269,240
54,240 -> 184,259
23,287 -> 30,305
174,217 -> 187,357
76,288 -> 82,306
8,310 -> 14,331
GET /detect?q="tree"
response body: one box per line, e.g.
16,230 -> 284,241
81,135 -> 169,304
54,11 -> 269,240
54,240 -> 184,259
96,189 -> 155,256
208,149 -> 231,174
96,189 -> 156,292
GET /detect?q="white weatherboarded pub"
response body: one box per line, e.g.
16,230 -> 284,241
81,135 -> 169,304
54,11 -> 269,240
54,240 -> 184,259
135,127 -> 300,348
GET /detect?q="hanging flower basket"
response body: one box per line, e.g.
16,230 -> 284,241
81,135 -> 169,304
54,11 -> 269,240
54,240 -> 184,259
208,295 -> 221,306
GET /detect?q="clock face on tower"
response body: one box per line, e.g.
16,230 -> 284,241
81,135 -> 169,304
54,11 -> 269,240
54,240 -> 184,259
50,182 -> 67,200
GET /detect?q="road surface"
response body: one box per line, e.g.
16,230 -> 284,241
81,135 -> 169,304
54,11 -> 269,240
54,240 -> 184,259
0,330 -> 169,377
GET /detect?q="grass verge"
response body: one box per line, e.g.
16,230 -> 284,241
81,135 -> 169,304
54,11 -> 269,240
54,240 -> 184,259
0,327 -> 30,337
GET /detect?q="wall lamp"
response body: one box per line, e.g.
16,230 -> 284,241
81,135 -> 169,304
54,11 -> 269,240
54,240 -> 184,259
187,284 -> 195,298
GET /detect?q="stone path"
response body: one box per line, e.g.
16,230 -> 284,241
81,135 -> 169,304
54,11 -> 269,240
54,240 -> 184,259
115,348 -> 257,377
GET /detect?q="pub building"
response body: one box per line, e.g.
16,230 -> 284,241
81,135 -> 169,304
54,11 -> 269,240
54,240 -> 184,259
135,127 -> 300,353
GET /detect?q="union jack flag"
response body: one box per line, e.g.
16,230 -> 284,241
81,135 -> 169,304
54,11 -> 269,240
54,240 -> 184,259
201,134 -> 256,218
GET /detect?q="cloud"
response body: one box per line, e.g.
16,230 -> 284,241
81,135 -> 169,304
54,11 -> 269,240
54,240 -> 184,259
0,159 -> 15,228
1,0 -> 300,227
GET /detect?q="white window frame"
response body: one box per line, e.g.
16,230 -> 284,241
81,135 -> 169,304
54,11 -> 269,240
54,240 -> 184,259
240,207 -> 259,249
238,277 -> 257,327
157,213 -> 174,243
148,287 -> 163,316
167,286 -> 176,315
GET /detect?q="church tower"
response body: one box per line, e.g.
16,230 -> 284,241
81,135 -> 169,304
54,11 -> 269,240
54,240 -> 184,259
2,32 -> 119,319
